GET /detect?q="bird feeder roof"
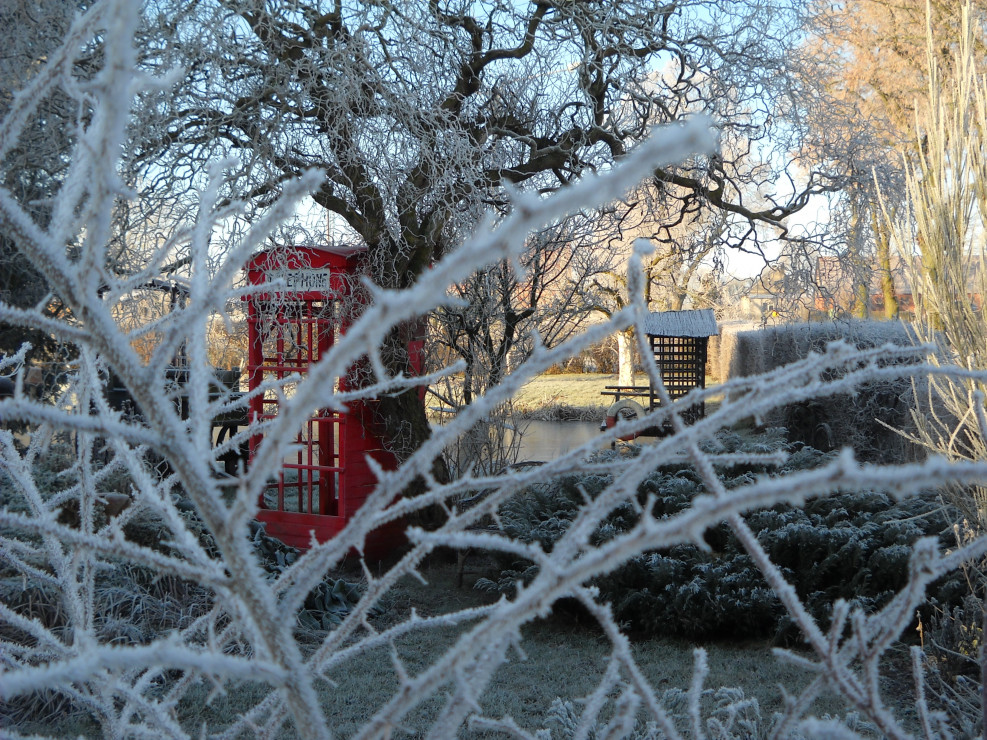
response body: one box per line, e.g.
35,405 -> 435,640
643,309 -> 719,338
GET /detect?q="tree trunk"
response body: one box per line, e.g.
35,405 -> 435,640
852,278 -> 870,319
849,202 -> 870,319
617,329 -> 635,387
872,209 -> 899,319
355,309 -> 451,488
375,387 -> 448,487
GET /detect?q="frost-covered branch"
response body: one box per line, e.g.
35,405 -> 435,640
3,1 -> 987,739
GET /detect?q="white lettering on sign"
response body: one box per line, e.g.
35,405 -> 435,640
270,269 -> 333,293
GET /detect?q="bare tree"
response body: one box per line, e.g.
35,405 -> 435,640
0,1 -> 91,381
798,0 -> 987,320
584,184 -> 726,385
126,0 -> 841,467
805,0 -> 987,145
432,214 -> 604,407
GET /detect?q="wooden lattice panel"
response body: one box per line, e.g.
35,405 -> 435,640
650,334 -> 708,421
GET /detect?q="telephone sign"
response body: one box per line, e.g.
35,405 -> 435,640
270,268 -> 334,293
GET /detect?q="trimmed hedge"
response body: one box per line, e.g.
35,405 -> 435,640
720,320 -> 922,463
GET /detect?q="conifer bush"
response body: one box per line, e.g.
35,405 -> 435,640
478,433 -> 958,640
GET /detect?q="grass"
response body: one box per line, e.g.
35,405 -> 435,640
4,510 -> 916,739
430,373 -> 626,421
510,373 -> 723,421
431,372 -> 723,421
512,373 -> 626,412
173,559 -> 889,738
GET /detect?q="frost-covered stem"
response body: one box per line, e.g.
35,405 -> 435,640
768,675 -> 827,740
616,329 -> 635,387
572,589 -> 684,739
729,510 -> 915,739
624,276 -> 941,736
468,716 -> 539,740
574,657 -> 623,740
186,164 -> 225,453
10,1 -> 987,735
733,511 -> 831,638
689,649 -> 709,740
911,646 -> 935,739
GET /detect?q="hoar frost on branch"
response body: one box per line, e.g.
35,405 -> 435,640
129,0 -> 843,469
1,1 -> 986,739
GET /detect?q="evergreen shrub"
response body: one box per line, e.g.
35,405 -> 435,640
476,432 -> 959,641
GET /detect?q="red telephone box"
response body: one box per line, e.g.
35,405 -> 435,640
244,246 -> 409,556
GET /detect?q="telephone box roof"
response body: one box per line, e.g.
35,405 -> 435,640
308,243 -> 366,256
643,309 -> 718,338
247,243 -> 365,261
